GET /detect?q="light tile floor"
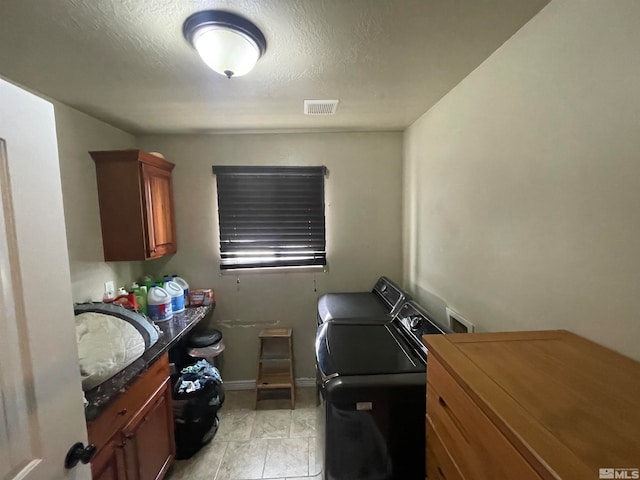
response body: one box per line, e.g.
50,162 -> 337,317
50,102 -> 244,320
167,388 -> 322,480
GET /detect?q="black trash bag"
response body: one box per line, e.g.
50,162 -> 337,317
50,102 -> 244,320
173,381 -> 225,421
172,361 -> 225,459
174,413 -> 220,460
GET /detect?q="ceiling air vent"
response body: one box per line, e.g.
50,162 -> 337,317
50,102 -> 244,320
304,99 -> 339,116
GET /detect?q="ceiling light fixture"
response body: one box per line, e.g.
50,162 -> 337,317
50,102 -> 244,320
183,10 -> 267,79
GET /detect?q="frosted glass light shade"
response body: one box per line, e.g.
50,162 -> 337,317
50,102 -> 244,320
193,26 -> 261,78
183,10 -> 267,79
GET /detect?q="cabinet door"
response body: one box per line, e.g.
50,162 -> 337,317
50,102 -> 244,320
141,163 -> 177,259
122,380 -> 175,480
92,437 -> 127,480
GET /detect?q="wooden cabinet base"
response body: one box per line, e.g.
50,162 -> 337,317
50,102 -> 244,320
92,437 -> 126,480
122,379 -> 175,480
88,353 -> 175,480
426,418 -> 463,480
423,330 -> 640,480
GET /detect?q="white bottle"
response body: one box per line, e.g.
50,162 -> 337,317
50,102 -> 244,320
164,280 -> 185,313
171,275 -> 190,306
147,286 -> 173,321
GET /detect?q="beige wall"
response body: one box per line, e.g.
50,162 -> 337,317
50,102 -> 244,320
137,132 -> 404,380
404,0 -> 640,360
54,101 -> 143,302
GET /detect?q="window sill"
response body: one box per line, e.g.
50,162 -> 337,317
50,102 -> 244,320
219,265 -> 328,275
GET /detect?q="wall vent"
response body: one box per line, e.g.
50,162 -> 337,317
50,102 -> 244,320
446,307 -> 475,333
304,99 -> 339,115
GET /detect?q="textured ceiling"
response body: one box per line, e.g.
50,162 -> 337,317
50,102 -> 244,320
0,0 -> 549,134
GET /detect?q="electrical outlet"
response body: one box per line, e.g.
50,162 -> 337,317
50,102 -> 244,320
446,307 -> 475,333
104,280 -> 115,294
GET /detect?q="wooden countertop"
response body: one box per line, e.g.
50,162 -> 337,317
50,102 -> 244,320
423,330 -> 640,480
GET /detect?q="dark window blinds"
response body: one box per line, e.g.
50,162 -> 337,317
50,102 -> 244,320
212,166 -> 327,270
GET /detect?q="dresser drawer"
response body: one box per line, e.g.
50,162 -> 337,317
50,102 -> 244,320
427,416 -> 464,480
427,356 -> 541,480
87,353 -> 170,450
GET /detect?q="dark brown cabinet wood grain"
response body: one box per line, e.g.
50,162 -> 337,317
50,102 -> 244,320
88,354 -> 175,480
92,437 -> 126,480
90,149 -> 177,261
121,379 -> 174,480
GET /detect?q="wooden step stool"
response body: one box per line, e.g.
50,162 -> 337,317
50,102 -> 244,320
255,328 -> 295,409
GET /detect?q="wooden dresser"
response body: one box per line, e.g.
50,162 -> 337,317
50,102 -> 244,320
423,330 -> 640,480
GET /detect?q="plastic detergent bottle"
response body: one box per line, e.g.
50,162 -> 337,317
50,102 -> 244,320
147,286 -> 173,321
134,285 -> 148,315
171,275 -> 190,306
142,275 -> 155,291
164,280 -> 185,313
102,284 -> 115,303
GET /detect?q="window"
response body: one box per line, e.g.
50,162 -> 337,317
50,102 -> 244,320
212,165 -> 327,270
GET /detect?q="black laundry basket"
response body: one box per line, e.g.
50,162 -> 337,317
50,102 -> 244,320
171,329 -> 226,459
173,376 -> 225,459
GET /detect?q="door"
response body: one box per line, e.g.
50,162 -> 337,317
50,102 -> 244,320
141,163 -> 177,258
0,78 -> 89,478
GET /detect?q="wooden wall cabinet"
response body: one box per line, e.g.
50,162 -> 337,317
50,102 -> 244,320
424,330 -> 640,480
89,149 -> 177,261
88,354 -> 175,480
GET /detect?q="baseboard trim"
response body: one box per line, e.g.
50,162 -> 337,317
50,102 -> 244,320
296,377 -> 316,388
224,377 -> 316,391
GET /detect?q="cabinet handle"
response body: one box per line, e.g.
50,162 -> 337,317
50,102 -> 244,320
118,440 -> 127,448
438,395 -> 469,442
117,408 -> 128,416
124,432 -> 134,439
437,466 -> 446,479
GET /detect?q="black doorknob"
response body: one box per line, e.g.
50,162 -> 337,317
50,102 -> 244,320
64,442 -> 97,469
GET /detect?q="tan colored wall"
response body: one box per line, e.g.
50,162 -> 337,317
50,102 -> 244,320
137,132 -> 404,380
54,102 -> 143,302
404,0 -> 640,360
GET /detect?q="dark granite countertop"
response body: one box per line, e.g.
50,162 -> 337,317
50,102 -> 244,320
84,304 -> 214,422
